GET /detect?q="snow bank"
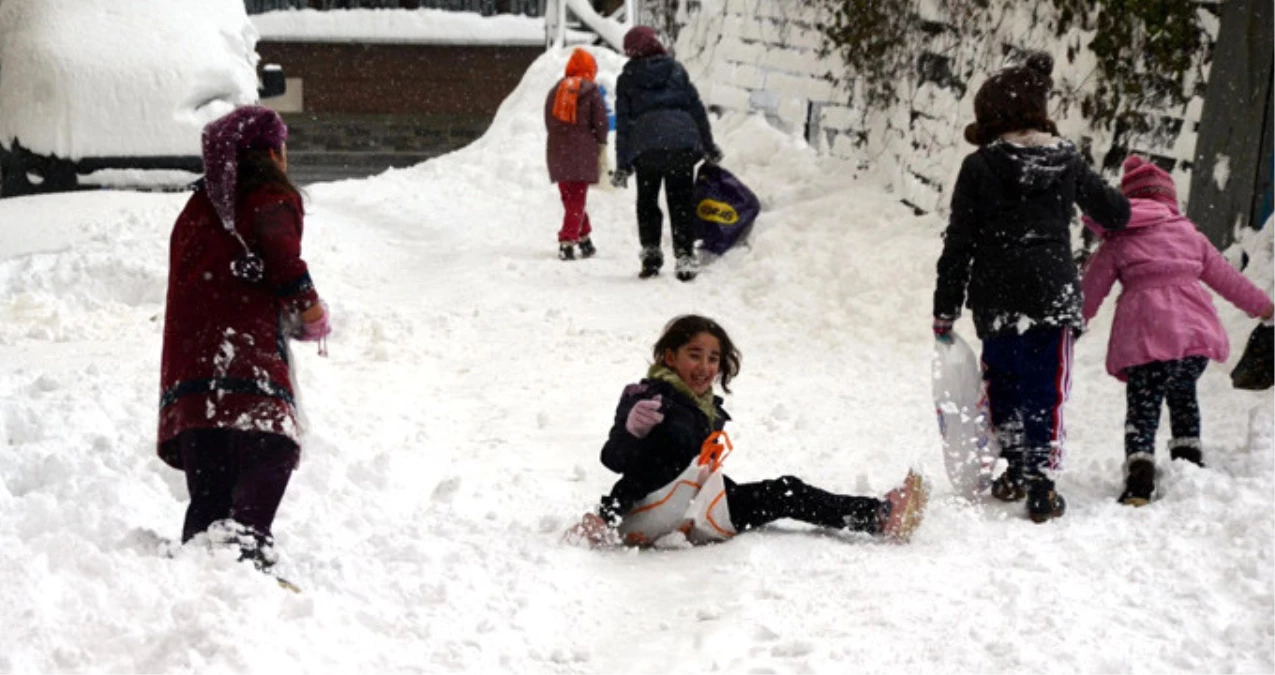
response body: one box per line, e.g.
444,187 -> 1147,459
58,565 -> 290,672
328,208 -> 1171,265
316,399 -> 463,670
0,0 -> 260,159
0,47 -> 1270,673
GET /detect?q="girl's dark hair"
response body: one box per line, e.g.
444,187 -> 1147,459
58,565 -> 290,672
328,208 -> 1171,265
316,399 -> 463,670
652,314 -> 742,393
236,147 -> 302,201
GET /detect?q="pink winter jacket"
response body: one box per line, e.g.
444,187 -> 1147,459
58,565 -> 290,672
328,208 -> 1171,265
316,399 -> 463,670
1082,199 -> 1272,381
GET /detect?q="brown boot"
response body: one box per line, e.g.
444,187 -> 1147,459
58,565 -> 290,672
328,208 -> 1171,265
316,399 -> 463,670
880,470 -> 930,543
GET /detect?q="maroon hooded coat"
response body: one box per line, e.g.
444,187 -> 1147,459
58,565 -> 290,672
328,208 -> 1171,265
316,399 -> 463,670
158,183 -> 320,469
544,79 -> 608,184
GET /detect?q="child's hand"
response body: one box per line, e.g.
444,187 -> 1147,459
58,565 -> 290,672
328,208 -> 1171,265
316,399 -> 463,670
1261,304 -> 1274,321
625,395 -> 664,438
932,317 -> 954,343
295,301 -> 331,342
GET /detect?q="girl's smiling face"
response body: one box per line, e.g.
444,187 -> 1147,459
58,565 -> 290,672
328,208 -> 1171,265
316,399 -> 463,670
663,331 -> 721,396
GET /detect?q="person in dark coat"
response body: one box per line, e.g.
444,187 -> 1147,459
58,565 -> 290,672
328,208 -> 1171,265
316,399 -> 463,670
611,26 -> 722,281
545,47 -> 609,261
158,105 -> 330,571
565,315 -> 929,547
932,52 -> 1130,523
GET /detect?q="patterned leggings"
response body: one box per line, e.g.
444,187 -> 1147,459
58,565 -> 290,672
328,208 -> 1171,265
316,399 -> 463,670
724,475 -> 882,533
1124,356 -> 1209,458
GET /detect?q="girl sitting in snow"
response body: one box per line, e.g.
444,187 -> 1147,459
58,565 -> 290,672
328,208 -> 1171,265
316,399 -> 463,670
1081,155 -> 1275,506
544,47 -> 609,261
566,314 -> 928,547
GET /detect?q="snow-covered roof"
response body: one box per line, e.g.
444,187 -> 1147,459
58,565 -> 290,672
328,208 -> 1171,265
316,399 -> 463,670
251,8 -> 589,46
0,0 -> 260,160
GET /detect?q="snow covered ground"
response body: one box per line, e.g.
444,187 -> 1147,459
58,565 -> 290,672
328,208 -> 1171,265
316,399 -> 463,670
0,49 -> 1271,673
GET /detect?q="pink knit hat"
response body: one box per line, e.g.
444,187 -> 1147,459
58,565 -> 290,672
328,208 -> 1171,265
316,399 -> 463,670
1120,155 -> 1178,211
201,105 -> 288,231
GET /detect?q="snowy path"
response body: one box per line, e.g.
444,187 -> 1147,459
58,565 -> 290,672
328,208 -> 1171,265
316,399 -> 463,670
0,50 -> 1271,673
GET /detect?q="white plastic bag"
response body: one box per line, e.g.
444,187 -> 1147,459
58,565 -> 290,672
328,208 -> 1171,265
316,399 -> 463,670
933,332 -> 999,497
616,431 -> 738,545
595,144 -> 615,193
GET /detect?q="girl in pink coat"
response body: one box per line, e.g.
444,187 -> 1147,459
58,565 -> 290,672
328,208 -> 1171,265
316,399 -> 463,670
1082,155 -> 1274,506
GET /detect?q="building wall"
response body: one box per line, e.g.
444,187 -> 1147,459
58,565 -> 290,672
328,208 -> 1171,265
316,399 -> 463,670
256,42 -> 543,116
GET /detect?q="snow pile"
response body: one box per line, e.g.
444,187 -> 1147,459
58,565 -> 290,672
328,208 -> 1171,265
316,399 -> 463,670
252,7 -> 588,45
0,48 -> 1270,672
0,0 -> 259,159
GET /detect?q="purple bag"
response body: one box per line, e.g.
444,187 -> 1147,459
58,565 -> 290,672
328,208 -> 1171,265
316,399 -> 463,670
693,164 -> 760,256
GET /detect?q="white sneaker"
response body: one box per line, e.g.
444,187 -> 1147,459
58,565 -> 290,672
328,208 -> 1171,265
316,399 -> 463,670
675,255 -> 698,281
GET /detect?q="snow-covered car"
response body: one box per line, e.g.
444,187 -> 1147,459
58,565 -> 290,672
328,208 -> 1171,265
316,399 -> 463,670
0,0 -> 285,197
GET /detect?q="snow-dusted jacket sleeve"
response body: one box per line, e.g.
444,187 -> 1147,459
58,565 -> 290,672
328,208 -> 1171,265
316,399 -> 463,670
251,195 -> 320,314
681,67 -> 715,152
1074,160 -> 1130,232
1198,232 -> 1273,316
934,154 -> 981,319
614,72 -> 633,171
1081,242 -> 1119,323
600,383 -> 655,473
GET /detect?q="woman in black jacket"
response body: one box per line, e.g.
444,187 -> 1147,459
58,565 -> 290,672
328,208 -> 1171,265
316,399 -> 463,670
932,52 -> 1130,523
566,315 -> 928,547
611,27 -> 722,282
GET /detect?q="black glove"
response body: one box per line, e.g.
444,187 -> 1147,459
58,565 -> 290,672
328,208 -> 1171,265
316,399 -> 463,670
704,145 -> 724,165
611,167 -> 632,189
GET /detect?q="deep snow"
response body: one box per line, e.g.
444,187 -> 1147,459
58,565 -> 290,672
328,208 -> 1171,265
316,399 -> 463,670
0,48 -> 1271,673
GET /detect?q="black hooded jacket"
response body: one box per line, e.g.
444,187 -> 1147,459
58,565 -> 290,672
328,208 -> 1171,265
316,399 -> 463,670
598,378 -> 729,521
614,55 -> 715,171
934,139 -> 1131,338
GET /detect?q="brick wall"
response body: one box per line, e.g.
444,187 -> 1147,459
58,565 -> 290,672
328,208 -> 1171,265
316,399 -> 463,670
256,42 -> 543,116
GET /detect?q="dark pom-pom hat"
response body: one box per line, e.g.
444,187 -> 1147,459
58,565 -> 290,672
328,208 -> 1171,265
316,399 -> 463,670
964,51 -> 1059,146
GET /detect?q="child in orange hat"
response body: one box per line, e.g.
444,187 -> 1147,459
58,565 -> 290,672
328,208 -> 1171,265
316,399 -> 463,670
544,48 -> 609,261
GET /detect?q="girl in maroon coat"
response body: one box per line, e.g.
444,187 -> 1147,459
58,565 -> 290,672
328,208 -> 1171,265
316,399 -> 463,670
158,106 -> 329,570
545,48 -> 609,261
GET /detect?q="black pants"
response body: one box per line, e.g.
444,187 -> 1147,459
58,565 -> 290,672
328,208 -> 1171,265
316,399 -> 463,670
167,428 -> 300,544
1124,356 -> 1209,458
725,475 -> 882,533
634,149 -> 700,259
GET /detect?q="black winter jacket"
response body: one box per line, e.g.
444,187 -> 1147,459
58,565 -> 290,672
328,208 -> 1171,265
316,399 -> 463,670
599,378 -> 729,520
934,140 -> 1130,338
615,55 -> 715,171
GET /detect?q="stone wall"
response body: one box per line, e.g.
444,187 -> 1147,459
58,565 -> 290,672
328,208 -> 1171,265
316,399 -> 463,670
668,0 -> 1215,216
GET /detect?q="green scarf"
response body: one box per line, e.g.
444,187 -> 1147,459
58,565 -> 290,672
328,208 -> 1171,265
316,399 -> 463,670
647,364 -> 717,425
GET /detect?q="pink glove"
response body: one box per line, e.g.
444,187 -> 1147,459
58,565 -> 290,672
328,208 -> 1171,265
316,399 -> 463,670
625,395 -> 664,438
296,302 -> 331,342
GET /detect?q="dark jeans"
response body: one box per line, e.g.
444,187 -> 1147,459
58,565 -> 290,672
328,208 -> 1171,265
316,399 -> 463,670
166,428 -> 300,544
981,326 -> 1074,480
634,149 -> 700,259
725,475 -> 882,533
1124,356 -> 1209,458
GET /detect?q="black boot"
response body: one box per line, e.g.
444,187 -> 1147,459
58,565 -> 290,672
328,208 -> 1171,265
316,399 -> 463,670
1026,477 -> 1066,523
991,470 -> 1026,502
1119,454 -> 1156,506
991,441 -> 1026,502
639,247 -> 662,278
1168,438 -> 1204,467
559,243 -> 575,261
578,237 -> 596,259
